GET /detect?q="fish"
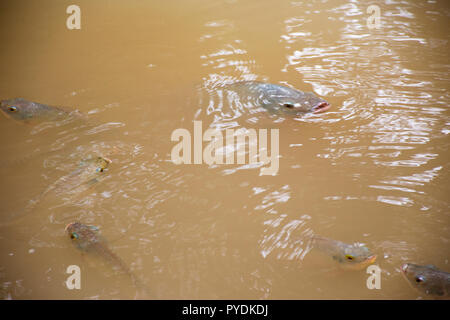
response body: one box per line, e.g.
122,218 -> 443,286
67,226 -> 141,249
65,222 -> 131,274
223,81 -> 331,115
41,156 -> 111,198
311,235 -> 377,270
65,222 -> 150,295
0,156 -> 111,227
401,263 -> 450,298
0,98 -> 83,123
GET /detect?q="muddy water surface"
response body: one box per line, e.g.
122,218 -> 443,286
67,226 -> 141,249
0,0 -> 449,299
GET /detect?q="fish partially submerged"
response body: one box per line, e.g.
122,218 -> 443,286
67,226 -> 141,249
311,235 -> 377,270
0,156 -> 111,227
401,263 -> 450,298
223,81 -> 331,115
65,222 -> 149,295
42,156 -> 111,198
66,222 -> 131,274
0,98 -> 83,123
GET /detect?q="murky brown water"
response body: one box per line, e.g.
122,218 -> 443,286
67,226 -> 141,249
0,0 -> 449,299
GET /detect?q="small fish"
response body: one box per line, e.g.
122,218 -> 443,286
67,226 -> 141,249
43,156 -> 111,197
225,81 -> 331,115
66,222 -> 131,274
65,222 -> 149,295
0,98 -> 82,123
0,156 -> 111,227
311,235 -> 377,270
401,263 -> 450,298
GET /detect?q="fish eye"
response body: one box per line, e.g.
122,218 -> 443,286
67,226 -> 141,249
70,232 -> 79,240
345,254 -> 354,261
415,276 -> 425,283
96,167 -> 104,173
8,106 -> 17,112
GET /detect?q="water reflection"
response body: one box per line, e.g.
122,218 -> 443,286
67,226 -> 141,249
0,0 -> 449,299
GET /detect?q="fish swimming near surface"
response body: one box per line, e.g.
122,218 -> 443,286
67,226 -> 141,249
311,235 -> 377,270
0,98 -> 120,168
218,81 -> 331,116
401,263 -> 450,298
65,222 -> 150,296
0,156 -> 111,227
40,156 -> 111,199
0,98 -> 84,123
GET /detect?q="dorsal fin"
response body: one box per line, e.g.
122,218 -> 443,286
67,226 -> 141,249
88,225 -> 100,232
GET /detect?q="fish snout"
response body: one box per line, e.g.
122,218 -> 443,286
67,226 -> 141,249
313,101 -> 331,113
367,254 -> 377,264
65,222 -> 75,232
401,263 -> 410,274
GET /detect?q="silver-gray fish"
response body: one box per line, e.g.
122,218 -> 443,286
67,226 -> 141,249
0,98 -> 83,123
223,81 -> 331,115
401,263 -> 450,297
312,235 -> 377,270
66,222 -> 151,296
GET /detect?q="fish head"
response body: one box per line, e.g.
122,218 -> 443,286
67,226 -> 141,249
80,156 -> 112,173
65,222 -> 100,250
401,263 -> 445,296
0,98 -> 37,122
278,92 -> 331,114
93,156 -> 112,173
334,243 -> 377,270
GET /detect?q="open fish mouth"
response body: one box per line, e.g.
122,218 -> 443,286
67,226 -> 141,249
366,255 -> 377,264
65,222 -> 75,232
350,254 -> 377,269
313,102 -> 331,113
340,254 -> 377,271
401,263 -> 409,274
103,157 -> 112,164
